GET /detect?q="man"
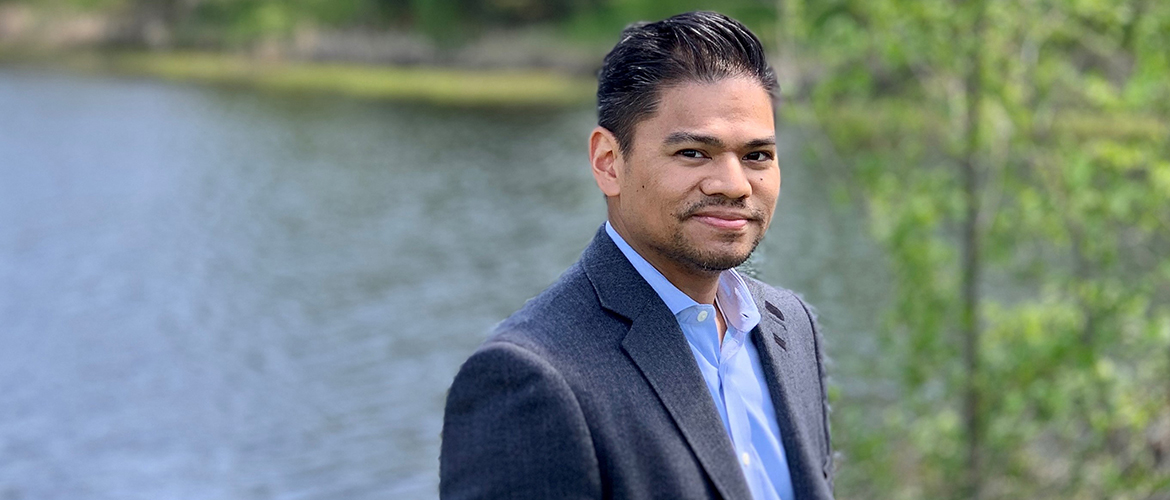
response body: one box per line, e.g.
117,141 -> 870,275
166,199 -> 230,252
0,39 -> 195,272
441,11 -> 834,500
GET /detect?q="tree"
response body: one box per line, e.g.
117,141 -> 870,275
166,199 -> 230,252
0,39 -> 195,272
787,0 -> 1170,497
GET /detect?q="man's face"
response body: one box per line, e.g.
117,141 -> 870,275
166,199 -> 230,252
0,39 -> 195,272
604,76 -> 780,275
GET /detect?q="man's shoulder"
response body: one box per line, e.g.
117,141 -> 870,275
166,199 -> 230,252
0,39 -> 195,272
483,261 -> 619,359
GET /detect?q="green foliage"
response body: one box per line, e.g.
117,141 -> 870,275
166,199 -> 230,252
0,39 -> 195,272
6,0 -> 784,48
6,0 -> 126,11
182,0 -> 372,45
791,0 -> 1170,498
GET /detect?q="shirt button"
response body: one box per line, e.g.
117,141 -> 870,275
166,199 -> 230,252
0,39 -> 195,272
741,452 -> 751,466
697,311 -> 709,322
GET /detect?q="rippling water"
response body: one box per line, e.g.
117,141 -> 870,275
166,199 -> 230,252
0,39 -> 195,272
0,67 -> 887,499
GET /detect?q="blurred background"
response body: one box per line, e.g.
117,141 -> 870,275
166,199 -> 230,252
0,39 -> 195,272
1,0 -> 1167,499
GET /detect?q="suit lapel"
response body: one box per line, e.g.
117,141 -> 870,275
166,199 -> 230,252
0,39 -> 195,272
752,299 -> 825,500
581,226 -> 753,500
622,311 -> 753,500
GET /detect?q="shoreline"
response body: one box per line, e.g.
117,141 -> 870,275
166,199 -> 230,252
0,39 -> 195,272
3,48 -> 1159,142
0,48 -> 598,107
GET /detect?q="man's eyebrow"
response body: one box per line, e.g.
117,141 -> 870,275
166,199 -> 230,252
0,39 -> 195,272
663,132 -> 724,148
744,137 -> 777,149
663,132 -> 776,150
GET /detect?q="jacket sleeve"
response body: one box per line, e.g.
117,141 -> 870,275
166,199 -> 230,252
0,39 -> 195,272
440,340 -> 601,500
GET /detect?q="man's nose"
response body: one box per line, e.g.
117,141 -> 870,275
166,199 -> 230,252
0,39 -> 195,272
699,153 -> 752,199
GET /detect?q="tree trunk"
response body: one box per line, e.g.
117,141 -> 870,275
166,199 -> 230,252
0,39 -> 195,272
960,0 -> 987,498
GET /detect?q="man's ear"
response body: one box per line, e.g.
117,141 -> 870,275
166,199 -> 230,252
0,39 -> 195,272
589,126 -> 622,197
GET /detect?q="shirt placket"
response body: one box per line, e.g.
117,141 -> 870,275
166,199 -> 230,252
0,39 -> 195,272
719,327 -> 765,496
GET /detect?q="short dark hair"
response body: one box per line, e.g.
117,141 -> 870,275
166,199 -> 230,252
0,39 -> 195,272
596,11 -> 778,157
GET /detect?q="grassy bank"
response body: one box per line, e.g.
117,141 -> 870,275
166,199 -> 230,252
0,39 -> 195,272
0,49 -> 598,107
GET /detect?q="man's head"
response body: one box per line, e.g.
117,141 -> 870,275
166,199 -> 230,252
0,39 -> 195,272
596,11 -> 778,158
590,11 -> 781,279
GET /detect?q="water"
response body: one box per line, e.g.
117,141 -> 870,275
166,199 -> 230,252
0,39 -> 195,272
0,67 -> 887,499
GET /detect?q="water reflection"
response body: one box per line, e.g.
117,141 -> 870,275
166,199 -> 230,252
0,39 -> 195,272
0,67 -> 885,499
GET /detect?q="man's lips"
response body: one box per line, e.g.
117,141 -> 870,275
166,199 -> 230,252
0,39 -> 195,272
689,210 -> 755,230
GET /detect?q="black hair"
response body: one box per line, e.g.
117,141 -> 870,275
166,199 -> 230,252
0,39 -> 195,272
596,11 -> 778,157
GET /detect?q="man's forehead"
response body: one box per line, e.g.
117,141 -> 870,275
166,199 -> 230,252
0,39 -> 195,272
656,80 -> 772,116
619,77 -> 775,150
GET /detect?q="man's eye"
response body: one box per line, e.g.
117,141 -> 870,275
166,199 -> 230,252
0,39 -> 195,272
744,151 -> 774,162
677,149 -> 706,158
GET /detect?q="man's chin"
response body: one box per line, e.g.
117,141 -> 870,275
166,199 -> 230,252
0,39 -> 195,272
698,252 -> 753,272
677,244 -> 755,273
661,229 -> 762,272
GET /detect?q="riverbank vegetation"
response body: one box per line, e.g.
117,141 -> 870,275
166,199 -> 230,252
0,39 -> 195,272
4,0 -> 1167,498
0,48 -> 594,106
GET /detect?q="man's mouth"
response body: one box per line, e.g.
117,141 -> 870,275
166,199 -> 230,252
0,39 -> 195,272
688,209 -> 756,230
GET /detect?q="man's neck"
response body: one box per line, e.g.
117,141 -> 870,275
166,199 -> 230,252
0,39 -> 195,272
607,218 -> 722,305
637,244 -> 729,342
647,248 -> 735,343
639,251 -> 721,305
714,300 -> 727,343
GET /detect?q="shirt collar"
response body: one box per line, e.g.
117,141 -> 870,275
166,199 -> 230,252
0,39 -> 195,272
605,221 -> 761,332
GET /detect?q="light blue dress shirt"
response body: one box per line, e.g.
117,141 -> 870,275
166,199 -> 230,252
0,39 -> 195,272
606,222 -> 795,500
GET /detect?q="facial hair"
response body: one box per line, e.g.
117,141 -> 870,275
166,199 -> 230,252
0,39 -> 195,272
654,196 -> 768,273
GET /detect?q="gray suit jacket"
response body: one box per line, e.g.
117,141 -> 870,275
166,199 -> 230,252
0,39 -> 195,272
441,226 -> 834,500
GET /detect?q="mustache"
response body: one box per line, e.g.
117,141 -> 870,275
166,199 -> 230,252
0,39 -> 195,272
677,197 -> 767,221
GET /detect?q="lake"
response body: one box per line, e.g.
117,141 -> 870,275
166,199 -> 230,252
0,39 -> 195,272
0,67 -> 888,499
